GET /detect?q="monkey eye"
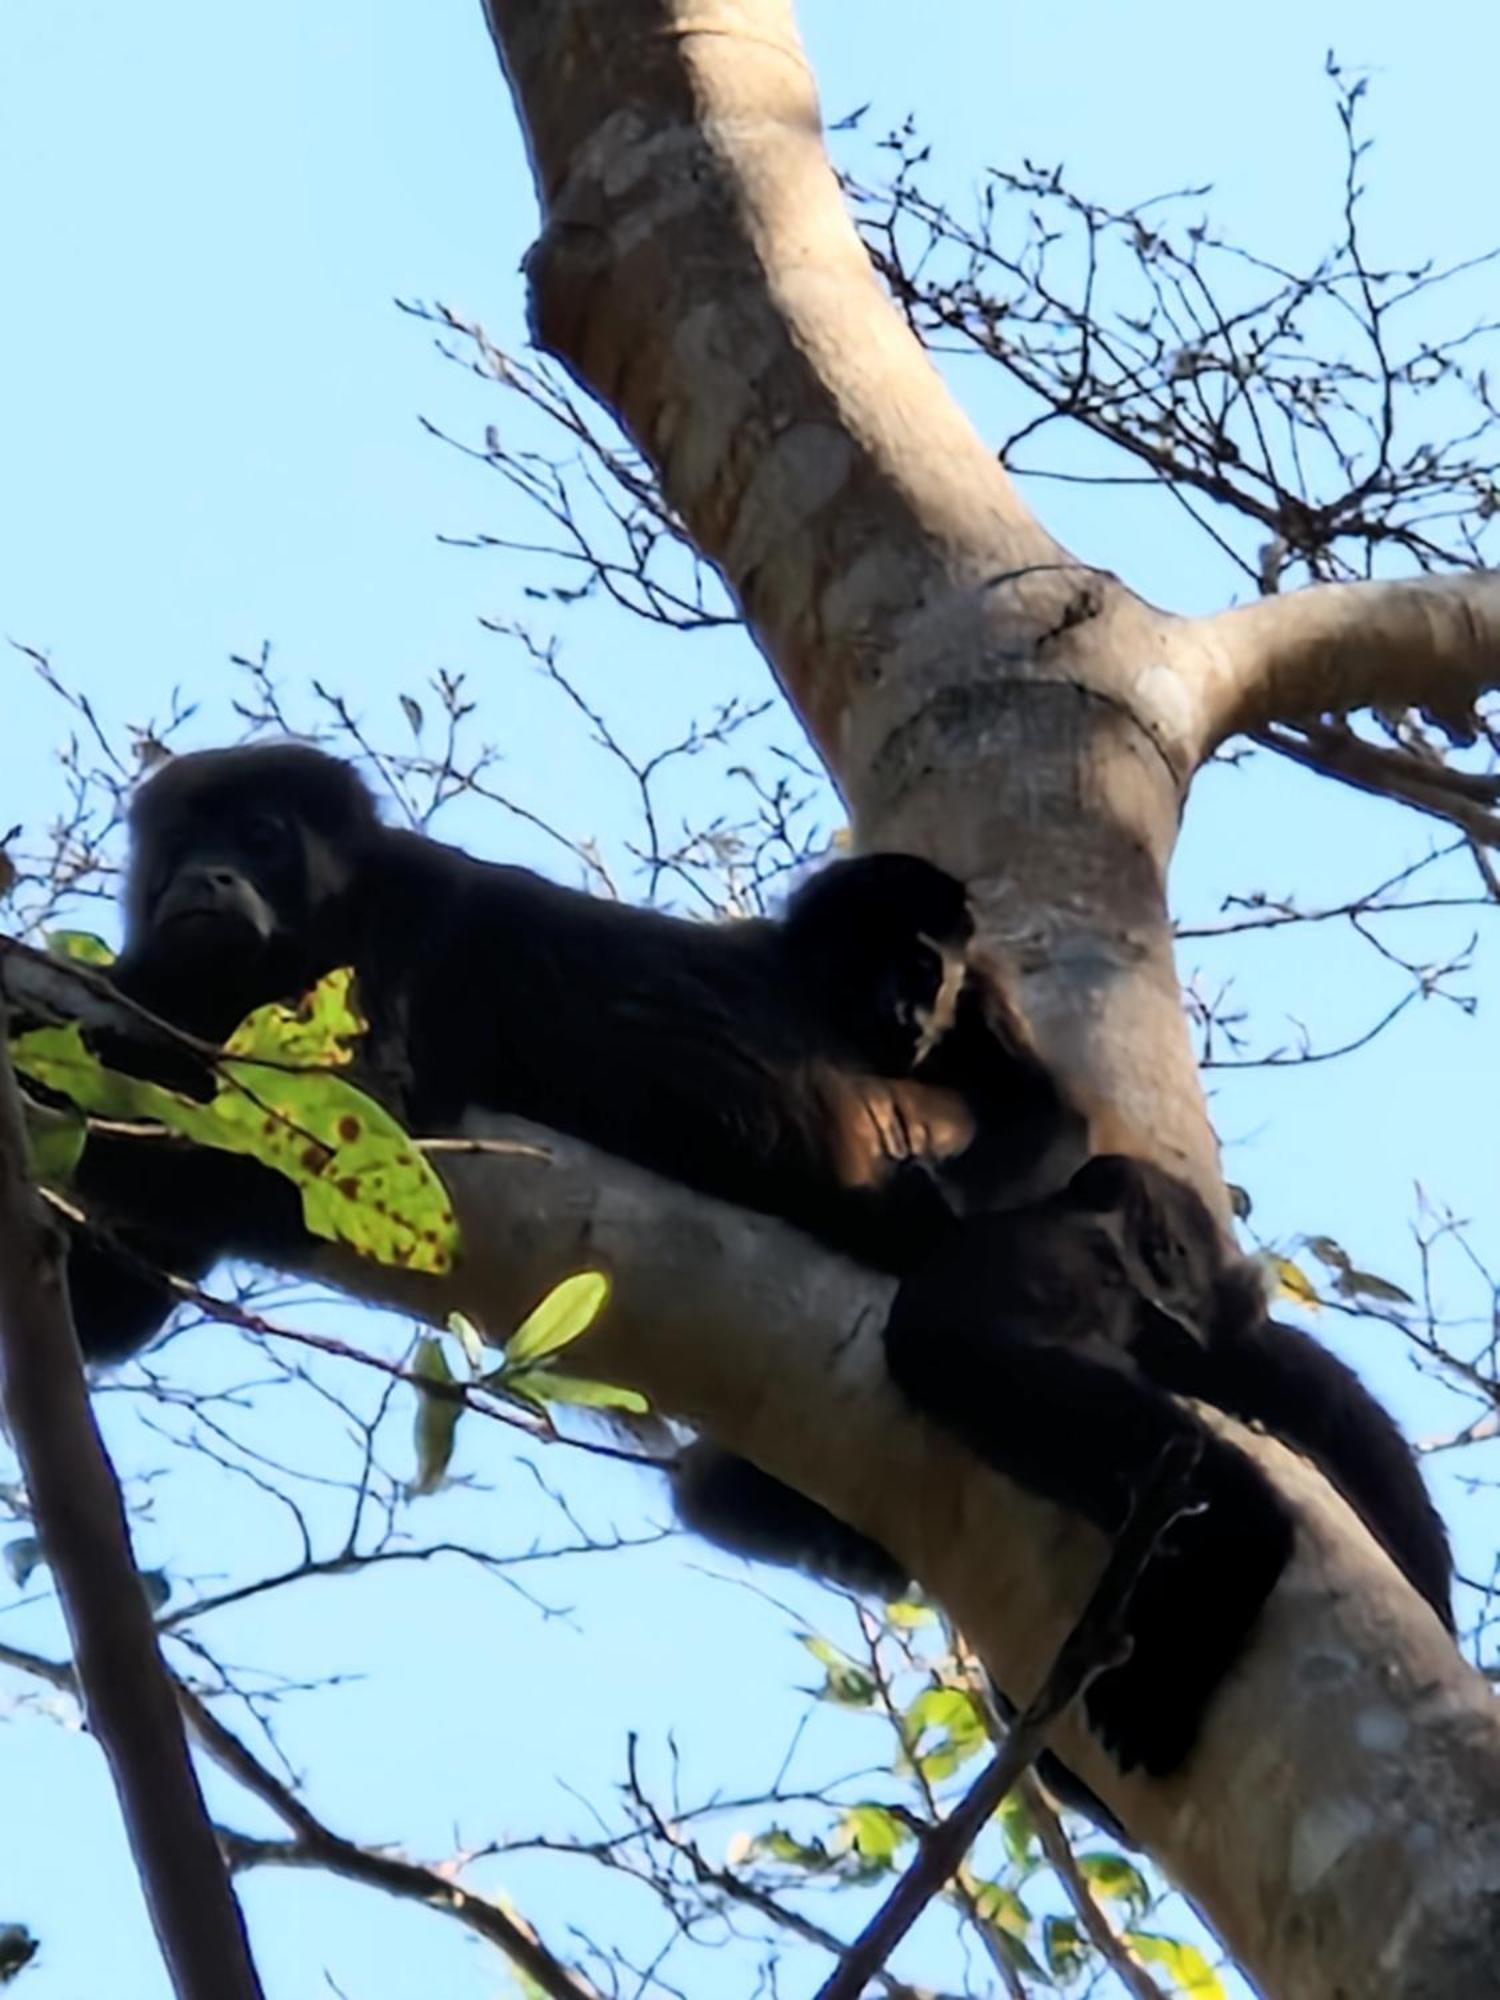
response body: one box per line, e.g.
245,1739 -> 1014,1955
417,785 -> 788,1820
241,813 -> 288,855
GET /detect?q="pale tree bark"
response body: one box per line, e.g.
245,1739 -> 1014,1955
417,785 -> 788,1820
17,0 -> 1500,1992
1186,574 -> 1500,756
474,3 -> 1500,1992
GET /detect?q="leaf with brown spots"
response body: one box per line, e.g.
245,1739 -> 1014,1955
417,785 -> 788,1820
11,968 -> 459,1276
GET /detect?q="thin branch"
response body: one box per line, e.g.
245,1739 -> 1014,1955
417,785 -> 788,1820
0,1636 -> 599,2000
814,1440 -> 1199,2000
1255,719 -> 1500,849
0,1040 -> 265,2000
189,1691 -> 602,2000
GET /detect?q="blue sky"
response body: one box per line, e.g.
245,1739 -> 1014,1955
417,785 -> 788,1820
2,3 -> 1498,1995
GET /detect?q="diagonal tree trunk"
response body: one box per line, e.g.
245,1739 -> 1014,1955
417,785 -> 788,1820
465,4 -> 1500,1992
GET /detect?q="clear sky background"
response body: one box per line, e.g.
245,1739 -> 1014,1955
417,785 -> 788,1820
2,4 -> 1497,1996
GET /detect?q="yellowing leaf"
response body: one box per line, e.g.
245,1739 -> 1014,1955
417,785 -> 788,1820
970,1880 -> 1031,1938
1126,1932 -> 1228,1996
1044,1915 -> 1087,1978
797,1632 -> 877,1708
502,1369 -> 647,1416
902,1685 -> 986,1780
46,930 -> 116,967
506,1271 -> 611,1365
1079,1851 -> 1150,1920
835,1805 -> 908,1869
12,968 -> 459,1278
882,1598 -> 936,1628
222,965 -> 364,1068
1254,1251 -> 1321,1311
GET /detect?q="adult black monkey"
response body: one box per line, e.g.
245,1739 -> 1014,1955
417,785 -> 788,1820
885,1153 -> 1454,1778
60,741 -> 1080,1585
59,745 -> 1447,1806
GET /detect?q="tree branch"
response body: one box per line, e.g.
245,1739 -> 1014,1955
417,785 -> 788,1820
815,1440 -> 1197,2000
482,0 -> 1234,1204
1187,572 -> 1500,755
1256,718 -> 1500,849
0,1638 -> 601,2000
0,1040 -> 265,2000
483,0 -> 1076,771
293,1111 -> 1500,2000
186,1692 -> 603,2000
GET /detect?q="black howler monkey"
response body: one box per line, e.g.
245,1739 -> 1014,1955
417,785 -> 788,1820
51,744 -> 1451,1793
885,1153 -> 1454,1776
56,740 -> 1077,1585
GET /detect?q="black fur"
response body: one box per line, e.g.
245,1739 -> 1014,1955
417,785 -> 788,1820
59,741 -> 1080,1534
884,1155 -> 1454,1776
53,745 -> 1449,1804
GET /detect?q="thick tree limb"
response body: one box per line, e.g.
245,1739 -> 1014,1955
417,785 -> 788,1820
299,1114 -> 1500,2000
0,1040 -> 265,2000
485,0 -> 1071,761
482,0 -> 1232,1198
7,936 -> 1500,1990
1186,573 -> 1500,756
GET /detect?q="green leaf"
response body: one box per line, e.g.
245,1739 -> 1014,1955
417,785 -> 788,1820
1125,1932 -> 1228,1996
798,1632 -> 878,1708
902,1685 -> 986,1780
992,1929 -> 1043,1978
409,1336 -> 463,1497
881,1597 -> 935,1627
20,1093 -> 85,1184
506,1271 -> 611,1365
739,1825 -> 831,1873
1305,1234 -> 1413,1305
970,1879 -> 1031,1938
45,929 -> 116,967
1339,1267 -> 1415,1305
13,970 -> 460,1278
995,1790 -> 1039,1867
1079,1850 -> 1150,1921
1044,1913 -> 1088,1978
1304,1233 -> 1351,1273
503,1369 -> 648,1416
835,1805 -> 909,1869
449,1311 -> 488,1373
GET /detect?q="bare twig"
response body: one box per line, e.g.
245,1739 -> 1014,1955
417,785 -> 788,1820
814,1439 -> 1199,2000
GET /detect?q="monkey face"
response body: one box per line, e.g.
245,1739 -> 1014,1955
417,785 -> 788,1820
116,744 -> 377,1038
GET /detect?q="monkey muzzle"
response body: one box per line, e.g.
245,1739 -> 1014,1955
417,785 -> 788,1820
152,867 -> 277,949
